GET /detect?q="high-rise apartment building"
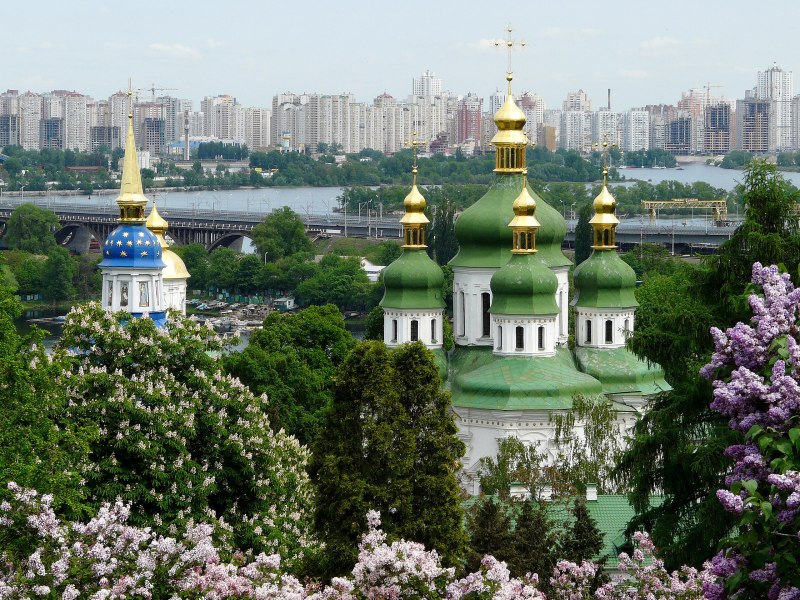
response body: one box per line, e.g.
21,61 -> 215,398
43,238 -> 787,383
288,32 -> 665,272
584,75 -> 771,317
736,93 -> 771,153
243,107 -> 271,150
592,110 -> 619,147
201,95 -> 241,141
704,102 -> 732,155
0,115 -> 20,147
412,69 -> 442,98
64,93 -> 88,151
456,93 -> 483,145
560,110 -> 591,150
18,92 -> 42,150
757,64 -> 793,150
623,110 -> 650,151
40,118 -> 64,150
562,90 -> 592,112
518,92 -> 545,142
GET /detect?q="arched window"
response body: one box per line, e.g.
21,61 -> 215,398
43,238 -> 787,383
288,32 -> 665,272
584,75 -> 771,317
515,326 -> 524,350
391,319 -> 398,343
624,318 -> 630,333
605,319 -> 613,344
431,319 -> 437,343
410,320 -> 419,342
458,292 -> 465,336
585,319 -> 592,344
538,326 -> 545,350
497,325 -> 503,350
603,229 -> 610,246
482,292 -> 491,338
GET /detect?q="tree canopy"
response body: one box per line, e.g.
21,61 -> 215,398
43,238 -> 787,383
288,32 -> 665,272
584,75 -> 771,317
3,204 -> 60,254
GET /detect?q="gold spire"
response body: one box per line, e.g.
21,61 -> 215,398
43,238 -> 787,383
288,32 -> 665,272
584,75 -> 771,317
590,134 -> 619,249
116,86 -> 148,223
145,199 -> 169,234
508,171 -> 540,254
491,26 -> 528,173
400,132 -> 429,248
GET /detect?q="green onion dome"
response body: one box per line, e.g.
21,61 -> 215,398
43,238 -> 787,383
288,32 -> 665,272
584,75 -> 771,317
572,250 -> 638,308
449,175 -> 570,269
490,253 -> 559,315
381,250 -> 445,310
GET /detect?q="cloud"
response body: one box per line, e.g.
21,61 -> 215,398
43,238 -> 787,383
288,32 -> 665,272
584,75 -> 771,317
148,43 -> 200,59
206,38 -> 225,49
475,38 -> 501,49
540,26 -> 563,39
619,69 -> 649,79
641,36 -> 680,50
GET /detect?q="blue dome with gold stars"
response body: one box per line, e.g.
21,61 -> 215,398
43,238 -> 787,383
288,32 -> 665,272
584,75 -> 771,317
99,224 -> 166,269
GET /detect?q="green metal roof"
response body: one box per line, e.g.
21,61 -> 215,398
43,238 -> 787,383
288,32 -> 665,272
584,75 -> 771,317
490,253 -> 559,315
450,347 -> 603,410
381,249 -> 445,310
449,174 -> 571,269
574,346 -> 671,396
573,249 -> 638,309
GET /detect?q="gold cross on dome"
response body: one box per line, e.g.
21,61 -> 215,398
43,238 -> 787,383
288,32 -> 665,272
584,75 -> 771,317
592,132 -> 618,186
495,25 -> 526,94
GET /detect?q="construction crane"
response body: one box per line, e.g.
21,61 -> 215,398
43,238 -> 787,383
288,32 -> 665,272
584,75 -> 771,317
642,199 -> 728,224
136,83 -> 178,103
704,82 -> 723,108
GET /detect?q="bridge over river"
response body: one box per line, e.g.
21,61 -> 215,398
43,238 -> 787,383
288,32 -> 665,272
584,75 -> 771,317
0,196 -> 739,254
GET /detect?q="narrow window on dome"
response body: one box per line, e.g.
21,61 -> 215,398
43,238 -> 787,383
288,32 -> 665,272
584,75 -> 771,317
497,325 -> 503,350
585,319 -> 592,343
603,229 -> 610,246
410,319 -> 419,342
605,319 -> 613,344
624,318 -> 630,333
392,319 -> 398,343
515,326 -> 524,350
482,293 -> 491,338
538,326 -> 545,350
458,292 -> 465,336
431,319 -> 437,343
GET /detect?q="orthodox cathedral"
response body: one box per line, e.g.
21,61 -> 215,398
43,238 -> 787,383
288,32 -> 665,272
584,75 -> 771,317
380,70 -> 669,494
99,102 -> 189,322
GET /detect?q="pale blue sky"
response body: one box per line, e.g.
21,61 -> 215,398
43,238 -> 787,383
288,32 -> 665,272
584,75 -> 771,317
3,0 -> 795,109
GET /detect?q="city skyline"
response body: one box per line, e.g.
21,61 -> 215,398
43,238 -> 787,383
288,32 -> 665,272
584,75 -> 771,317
3,0 -> 798,110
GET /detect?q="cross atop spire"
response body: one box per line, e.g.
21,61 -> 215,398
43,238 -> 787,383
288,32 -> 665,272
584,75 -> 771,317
495,25 -> 526,95
410,130 -> 420,187
593,133 -> 618,187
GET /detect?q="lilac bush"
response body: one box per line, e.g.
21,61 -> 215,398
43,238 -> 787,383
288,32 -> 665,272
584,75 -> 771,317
702,263 -> 800,598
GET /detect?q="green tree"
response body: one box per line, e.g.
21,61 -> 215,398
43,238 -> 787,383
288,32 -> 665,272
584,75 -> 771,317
508,499 -> 561,592
41,247 -> 76,302
295,254 -> 376,311
364,305 -> 384,340
561,499 -> 604,564
251,207 -> 312,261
4,204 -> 59,254
466,498 -> 515,573
621,243 -> 677,278
235,254 -> 264,294
615,161 -> 800,569
2,250 -> 45,295
573,200 -> 594,265
207,246 -> 239,291
223,305 -> 355,445
427,199 -> 459,264
311,340 -> 465,576
0,285 -> 90,521
172,243 -> 208,290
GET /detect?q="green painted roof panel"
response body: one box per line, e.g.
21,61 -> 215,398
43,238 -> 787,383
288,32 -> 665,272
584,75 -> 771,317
573,250 -> 638,309
575,346 -> 671,396
381,249 -> 445,309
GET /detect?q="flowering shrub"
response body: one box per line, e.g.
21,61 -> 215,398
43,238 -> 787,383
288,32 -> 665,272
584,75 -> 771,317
702,263 -> 800,598
1,486 -> 720,600
55,303 -> 316,567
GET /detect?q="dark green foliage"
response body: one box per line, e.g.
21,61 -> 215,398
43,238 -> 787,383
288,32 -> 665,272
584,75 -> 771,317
223,304 -> 355,445
621,243 -> 677,278
196,141 -> 248,160
427,199 -> 459,265
466,498 -> 515,573
561,499 -> 604,564
508,500 -> 561,592
207,247 -> 239,290
616,161 -> 800,569
311,340 -> 466,577
0,285 -> 90,522
295,254 -> 378,311
251,207 -> 313,261
41,247 -> 76,302
573,201 -> 594,265
365,240 -> 402,266
719,150 -> 754,169
172,243 -> 209,290
3,204 -> 59,254
363,305 -> 384,340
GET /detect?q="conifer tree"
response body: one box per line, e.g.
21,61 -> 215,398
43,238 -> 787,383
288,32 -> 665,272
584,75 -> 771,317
466,497 -> 515,573
391,342 -> 467,567
508,499 -> 561,593
561,498 -> 604,564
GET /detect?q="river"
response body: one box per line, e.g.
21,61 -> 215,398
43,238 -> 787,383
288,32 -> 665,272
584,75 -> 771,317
9,163 -> 800,220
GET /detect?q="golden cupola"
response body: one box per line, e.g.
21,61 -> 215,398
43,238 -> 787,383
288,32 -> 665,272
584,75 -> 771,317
491,72 -> 528,173
400,137 -> 429,248
116,108 -> 149,223
145,202 -> 190,280
508,172 -> 540,254
590,167 -> 620,249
